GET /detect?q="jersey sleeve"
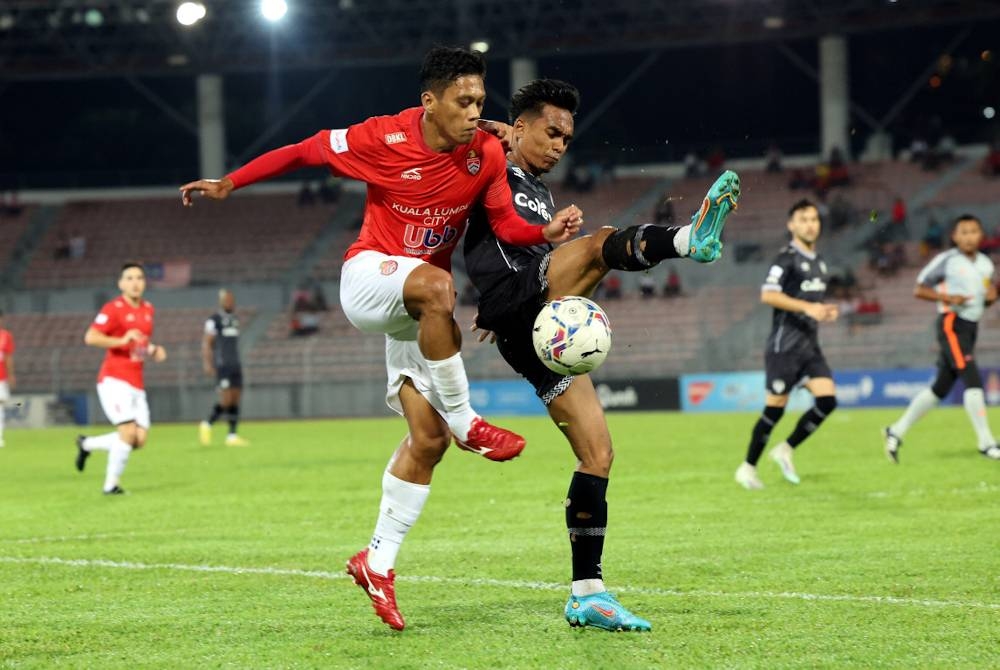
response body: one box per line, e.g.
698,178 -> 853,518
91,305 -> 120,335
762,253 -> 794,292
916,252 -> 950,287
314,117 -> 387,183
479,142 -> 547,246
204,317 -> 217,336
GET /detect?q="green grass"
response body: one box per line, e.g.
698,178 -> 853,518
1,408 -> 997,669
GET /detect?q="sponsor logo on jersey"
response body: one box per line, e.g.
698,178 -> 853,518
514,192 -> 552,221
800,278 -> 827,292
380,260 -> 399,276
95,313 -> 109,325
819,260 -> 827,274
800,261 -> 810,272
400,167 -> 423,181
510,166 -> 526,180
384,132 -> 406,145
466,149 -> 481,175
765,265 -> 784,284
330,128 -> 349,154
403,224 -> 460,250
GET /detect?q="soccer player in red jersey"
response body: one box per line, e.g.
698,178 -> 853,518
74,263 -> 168,494
180,47 -> 581,630
0,310 -> 16,448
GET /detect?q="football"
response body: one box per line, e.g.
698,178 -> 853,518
532,296 -> 613,375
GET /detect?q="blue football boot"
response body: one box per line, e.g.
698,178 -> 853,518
564,591 -> 651,632
688,169 -> 740,263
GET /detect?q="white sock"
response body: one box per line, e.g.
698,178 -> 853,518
673,224 -> 692,257
963,388 -> 996,449
83,432 -> 119,452
571,579 -> 607,597
424,352 -> 478,440
891,388 -> 939,438
104,439 -> 132,492
367,470 -> 430,576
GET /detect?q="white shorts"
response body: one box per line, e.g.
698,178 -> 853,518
97,377 -> 150,428
340,250 -> 446,417
0,381 -> 8,403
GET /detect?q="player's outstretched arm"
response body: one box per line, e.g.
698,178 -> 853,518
180,133 -> 328,206
84,326 -> 142,349
914,284 -> 969,305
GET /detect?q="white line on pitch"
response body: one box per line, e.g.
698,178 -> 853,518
0,529 -> 196,545
1,555 -> 997,611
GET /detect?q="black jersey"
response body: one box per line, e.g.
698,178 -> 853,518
762,242 -> 830,354
205,311 -> 241,369
463,162 -> 554,296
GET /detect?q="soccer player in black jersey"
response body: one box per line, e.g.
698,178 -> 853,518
199,289 -> 249,447
464,79 -> 739,631
735,199 -> 839,490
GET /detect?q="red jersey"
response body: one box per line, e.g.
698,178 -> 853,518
90,297 -> 155,389
227,107 -> 546,272
0,328 -> 14,382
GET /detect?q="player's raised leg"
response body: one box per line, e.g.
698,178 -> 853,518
403,263 -> 525,460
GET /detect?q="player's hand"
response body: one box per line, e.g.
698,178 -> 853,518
804,303 -> 838,322
944,294 -> 970,306
471,317 -> 496,344
543,205 -> 583,244
120,328 -> 144,345
179,177 -> 234,206
151,344 -> 167,363
477,119 -> 514,152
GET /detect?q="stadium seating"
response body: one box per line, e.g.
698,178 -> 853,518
20,195 -> 332,288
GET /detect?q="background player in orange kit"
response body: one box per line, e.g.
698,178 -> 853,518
74,262 -> 167,494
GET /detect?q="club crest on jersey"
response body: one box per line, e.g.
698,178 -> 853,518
466,150 -> 481,175
380,260 -> 399,276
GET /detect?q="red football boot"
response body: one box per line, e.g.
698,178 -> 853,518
346,548 -> 405,631
454,417 -> 526,461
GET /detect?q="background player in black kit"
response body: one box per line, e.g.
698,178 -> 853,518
735,199 -> 839,490
199,289 -> 249,447
464,79 -> 739,631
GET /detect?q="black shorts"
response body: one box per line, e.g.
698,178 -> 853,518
764,346 -> 831,395
216,365 -> 243,390
475,253 -> 574,405
936,312 -> 977,372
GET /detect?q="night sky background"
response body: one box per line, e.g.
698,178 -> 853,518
1,18 -> 997,188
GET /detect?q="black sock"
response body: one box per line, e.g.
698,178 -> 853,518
228,404 -> 240,434
746,406 -> 785,465
566,472 -> 609,582
207,403 -> 224,424
601,224 -> 682,271
786,396 -> 837,448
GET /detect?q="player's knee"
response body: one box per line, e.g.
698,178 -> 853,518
409,432 -> 450,466
815,395 -> 837,415
409,268 -> 455,314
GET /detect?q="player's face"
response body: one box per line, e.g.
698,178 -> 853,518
220,292 -> 235,312
118,267 -> 146,300
424,75 -> 486,146
787,206 -> 821,248
513,104 -> 574,175
952,219 -> 983,254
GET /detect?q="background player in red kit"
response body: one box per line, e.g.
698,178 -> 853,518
179,46 -> 581,630
0,310 -> 15,448
75,263 -> 168,494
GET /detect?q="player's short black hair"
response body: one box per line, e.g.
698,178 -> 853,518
788,199 -> 818,218
119,262 -> 145,278
508,79 -> 580,124
952,213 -> 982,232
420,46 -> 486,96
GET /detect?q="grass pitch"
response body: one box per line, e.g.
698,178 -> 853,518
1,408 -> 997,668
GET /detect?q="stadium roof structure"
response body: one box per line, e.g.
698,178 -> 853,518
2,0 -> 1000,80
